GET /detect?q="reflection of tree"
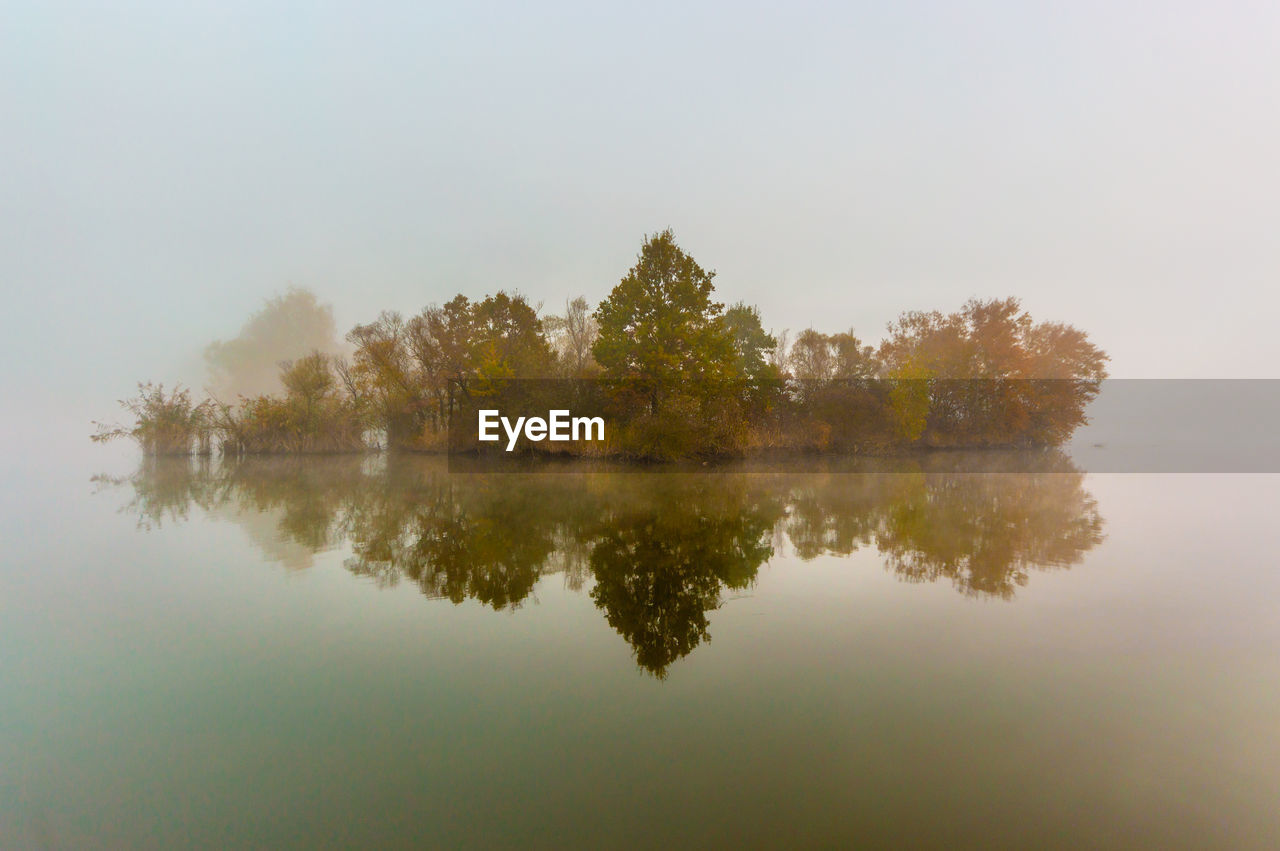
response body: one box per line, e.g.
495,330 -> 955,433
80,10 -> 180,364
345,473 -> 564,609
102,450 -> 1104,674
93,456 -> 220,530
225,457 -> 367,554
781,452 -> 1105,599
588,478 -> 781,677
786,474 -> 901,559
876,471 -> 1103,598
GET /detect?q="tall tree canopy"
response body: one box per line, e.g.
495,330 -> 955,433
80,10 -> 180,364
592,229 -> 738,410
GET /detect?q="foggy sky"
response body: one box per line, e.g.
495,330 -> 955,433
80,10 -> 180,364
3,1 -> 1279,451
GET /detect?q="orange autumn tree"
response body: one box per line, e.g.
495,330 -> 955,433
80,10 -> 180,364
876,298 -> 1108,447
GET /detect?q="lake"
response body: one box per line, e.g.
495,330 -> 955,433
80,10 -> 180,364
2,451 -> 1278,848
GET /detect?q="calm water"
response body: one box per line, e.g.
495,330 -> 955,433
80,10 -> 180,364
2,451 -> 1279,848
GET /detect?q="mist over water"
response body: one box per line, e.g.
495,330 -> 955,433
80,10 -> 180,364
4,454 -> 1279,847
5,3 -> 1280,847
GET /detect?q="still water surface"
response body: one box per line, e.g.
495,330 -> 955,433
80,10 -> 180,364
2,452 -> 1278,847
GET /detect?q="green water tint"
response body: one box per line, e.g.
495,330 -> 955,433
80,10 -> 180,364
5,456 -> 1280,847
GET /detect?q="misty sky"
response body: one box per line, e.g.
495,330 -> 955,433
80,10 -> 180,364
3,1 -> 1278,448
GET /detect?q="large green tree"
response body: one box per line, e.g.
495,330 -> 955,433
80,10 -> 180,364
593,230 -> 738,414
591,231 -> 758,458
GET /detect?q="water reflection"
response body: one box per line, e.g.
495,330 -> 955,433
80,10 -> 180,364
98,452 -> 1103,676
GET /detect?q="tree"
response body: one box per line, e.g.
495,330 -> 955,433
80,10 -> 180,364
544,296 -> 600,378
593,229 -> 738,415
782,328 -> 892,450
205,288 -> 343,399
280,351 -> 336,424
723,303 -> 779,383
345,292 -> 555,448
346,311 -> 424,446
92,382 -> 212,456
878,298 -> 1109,446
787,328 -> 876,381
467,291 -> 556,381
788,329 -> 836,381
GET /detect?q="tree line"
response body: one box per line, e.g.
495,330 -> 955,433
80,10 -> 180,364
95,229 -> 1108,459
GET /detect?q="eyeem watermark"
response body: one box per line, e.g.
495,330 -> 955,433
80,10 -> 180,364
478,409 -> 605,451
